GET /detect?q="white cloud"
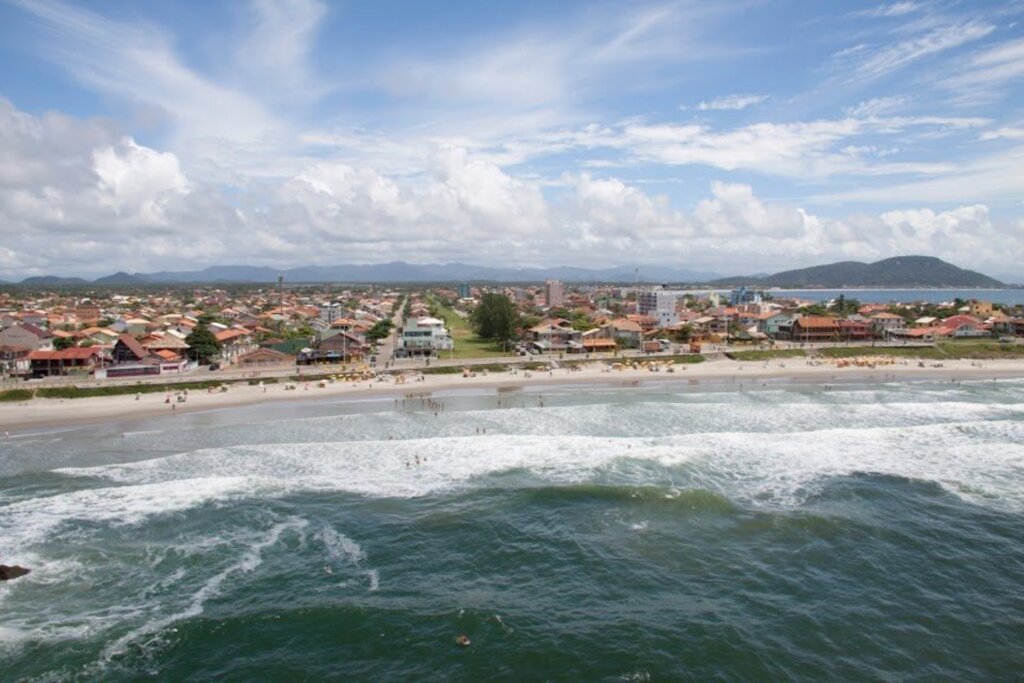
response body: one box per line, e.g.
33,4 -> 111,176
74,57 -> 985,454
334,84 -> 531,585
844,95 -> 911,117
834,21 -> 995,82
859,2 -> 922,19
235,0 -> 328,104
92,140 -> 188,224
939,37 -> 1024,103
979,126 -> 1024,141
691,94 -> 768,111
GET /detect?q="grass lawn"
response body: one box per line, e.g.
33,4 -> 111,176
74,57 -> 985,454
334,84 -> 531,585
816,340 -> 1024,360
937,340 -> 1024,359
432,303 -> 513,360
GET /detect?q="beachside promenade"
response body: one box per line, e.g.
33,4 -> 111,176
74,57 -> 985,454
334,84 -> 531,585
2,339 -> 950,391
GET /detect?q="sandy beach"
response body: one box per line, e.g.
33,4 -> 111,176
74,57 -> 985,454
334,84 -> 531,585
2,357 -> 1023,433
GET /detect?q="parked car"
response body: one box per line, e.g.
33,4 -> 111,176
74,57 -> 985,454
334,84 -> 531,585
209,362 -> 221,371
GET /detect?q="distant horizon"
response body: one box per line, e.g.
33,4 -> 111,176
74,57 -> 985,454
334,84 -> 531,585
2,255 -> 1021,287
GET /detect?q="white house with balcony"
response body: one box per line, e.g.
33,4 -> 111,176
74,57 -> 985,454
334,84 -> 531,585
397,316 -> 454,357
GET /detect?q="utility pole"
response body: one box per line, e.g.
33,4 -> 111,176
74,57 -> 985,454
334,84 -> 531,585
277,274 -> 284,335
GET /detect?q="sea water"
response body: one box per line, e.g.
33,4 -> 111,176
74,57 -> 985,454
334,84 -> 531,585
1,379 -> 1023,681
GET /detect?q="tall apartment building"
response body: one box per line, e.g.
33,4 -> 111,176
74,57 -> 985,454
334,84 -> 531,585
639,288 -> 683,326
545,280 -> 565,308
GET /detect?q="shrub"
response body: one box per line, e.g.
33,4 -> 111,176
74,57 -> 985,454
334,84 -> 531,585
0,388 -> 33,402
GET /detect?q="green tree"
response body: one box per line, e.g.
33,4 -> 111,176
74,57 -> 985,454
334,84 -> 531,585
366,319 -> 393,343
185,323 -> 221,363
672,324 -> 693,342
53,336 -> 74,350
471,293 -> 520,342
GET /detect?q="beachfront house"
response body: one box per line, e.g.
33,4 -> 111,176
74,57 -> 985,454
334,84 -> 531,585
310,331 -> 368,363
529,319 -> 581,352
27,347 -> 104,378
397,317 -> 453,357
235,347 -> 295,368
757,312 -> 793,337
940,315 -> 989,338
0,323 -> 53,375
792,316 -> 839,343
870,312 -> 905,337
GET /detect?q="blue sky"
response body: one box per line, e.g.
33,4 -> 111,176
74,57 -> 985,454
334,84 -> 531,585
0,0 -> 1023,280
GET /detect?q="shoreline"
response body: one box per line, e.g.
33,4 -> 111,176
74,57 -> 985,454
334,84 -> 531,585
2,358 -> 1023,434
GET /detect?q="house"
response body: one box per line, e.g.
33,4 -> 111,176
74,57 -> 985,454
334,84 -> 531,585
80,326 -> 120,346
310,331 -> 368,362
757,312 -> 793,337
940,315 -> 988,338
235,347 -> 295,367
141,332 -> 190,359
123,318 -> 151,336
529,319 -> 581,352
397,317 -> 453,357
968,300 -> 993,318
27,347 -> 104,378
838,319 -> 873,341
214,328 -> 256,363
0,323 -> 53,374
606,318 -> 644,348
792,316 -> 839,343
870,312 -> 905,336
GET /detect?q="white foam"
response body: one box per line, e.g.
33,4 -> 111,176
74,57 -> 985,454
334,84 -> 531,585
47,414 -> 1024,511
0,476 -> 260,554
316,526 -> 365,566
101,517 -> 306,662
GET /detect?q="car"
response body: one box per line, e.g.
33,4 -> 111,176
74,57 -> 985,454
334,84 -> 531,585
208,362 -> 221,371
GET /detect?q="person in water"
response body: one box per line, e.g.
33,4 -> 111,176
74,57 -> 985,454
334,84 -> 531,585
455,634 -> 471,647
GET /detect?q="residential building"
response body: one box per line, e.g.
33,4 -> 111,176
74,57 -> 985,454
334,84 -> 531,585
792,316 -> 839,343
730,286 -> 764,306
27,347 -> 104,378
397,316 -> 454,356
529,319 -> 582,352
545,280 -> 564,308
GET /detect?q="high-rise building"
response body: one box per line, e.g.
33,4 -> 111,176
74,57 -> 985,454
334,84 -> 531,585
458,282 -> 471,299
545,280 -> 564,308
639,287 -> 683,325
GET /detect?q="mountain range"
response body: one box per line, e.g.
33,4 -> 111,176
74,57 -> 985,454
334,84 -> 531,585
10,263 -> 722,286
1,256 -> 1012,288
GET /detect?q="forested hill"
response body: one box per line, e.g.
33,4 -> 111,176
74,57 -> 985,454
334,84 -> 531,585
714,256 -> 1005,288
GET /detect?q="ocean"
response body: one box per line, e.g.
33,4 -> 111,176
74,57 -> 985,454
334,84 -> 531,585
2,379 -> 1023,681
769,288 -> 1024,306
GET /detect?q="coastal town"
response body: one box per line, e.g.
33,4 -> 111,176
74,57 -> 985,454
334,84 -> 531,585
2,280 -> 1023,387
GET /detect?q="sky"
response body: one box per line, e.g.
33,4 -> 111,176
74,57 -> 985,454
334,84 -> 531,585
0,0 -> 1023,281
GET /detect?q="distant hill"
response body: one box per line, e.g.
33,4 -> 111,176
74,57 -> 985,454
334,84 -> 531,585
93,271 -> 153,285
714,256 -> 1005,288
19,275 -> 89,286
14,262 -> 722,285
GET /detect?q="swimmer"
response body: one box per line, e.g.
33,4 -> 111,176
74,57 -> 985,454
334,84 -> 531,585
455,634 -> 471,647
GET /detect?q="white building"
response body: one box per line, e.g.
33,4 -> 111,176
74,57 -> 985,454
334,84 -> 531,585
639,288 -> 684,326
398,316 -> 454,356
319,302 -> 345,324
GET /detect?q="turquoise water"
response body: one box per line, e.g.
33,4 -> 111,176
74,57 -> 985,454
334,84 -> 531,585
2,379 -> 1024,681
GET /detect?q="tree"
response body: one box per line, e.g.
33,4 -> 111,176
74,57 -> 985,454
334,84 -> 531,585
366,319 -> 393,343
672,324 -> 693,343
53,336 -> 74,351
185,323 -> 221,363
471,293 -> 519,342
